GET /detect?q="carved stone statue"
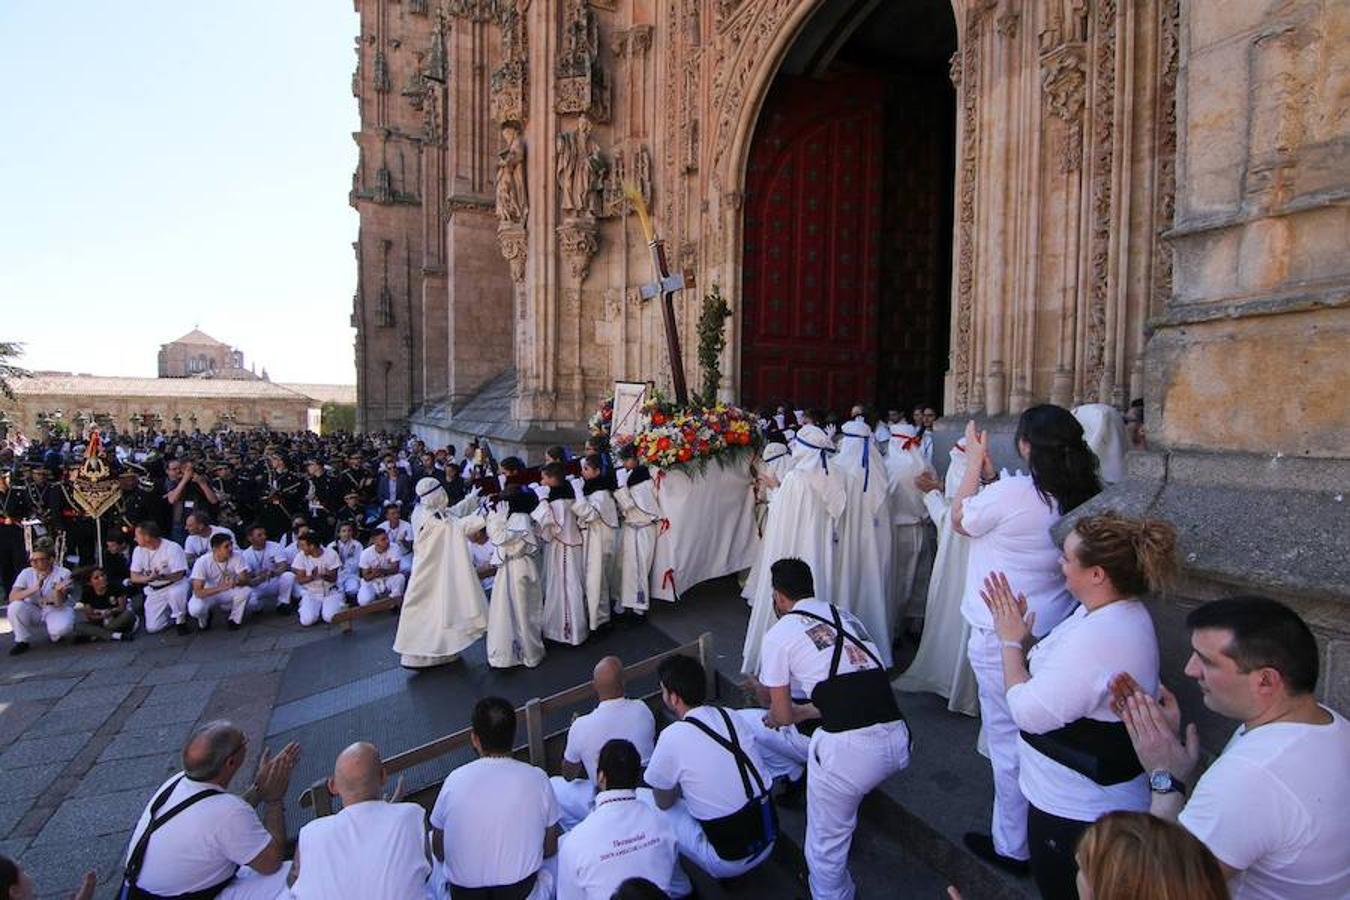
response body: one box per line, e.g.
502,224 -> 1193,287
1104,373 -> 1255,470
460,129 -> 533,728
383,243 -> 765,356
556,114 -> 606,218
496,122 -> 528,225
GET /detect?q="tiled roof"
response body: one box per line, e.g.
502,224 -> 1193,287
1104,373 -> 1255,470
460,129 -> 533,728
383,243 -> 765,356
164,328 -> 230,348
280,383 -> 357,405
9,374 -> 310,401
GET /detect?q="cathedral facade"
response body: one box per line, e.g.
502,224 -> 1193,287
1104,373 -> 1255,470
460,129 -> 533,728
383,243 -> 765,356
351,0 -> 1348,718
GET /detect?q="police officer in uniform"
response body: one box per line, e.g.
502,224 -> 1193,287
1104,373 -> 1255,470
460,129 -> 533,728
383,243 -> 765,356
754,557 -> 911,900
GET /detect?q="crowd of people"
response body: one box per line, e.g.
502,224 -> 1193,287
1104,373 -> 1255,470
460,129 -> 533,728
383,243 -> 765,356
3,395 -> 1347,900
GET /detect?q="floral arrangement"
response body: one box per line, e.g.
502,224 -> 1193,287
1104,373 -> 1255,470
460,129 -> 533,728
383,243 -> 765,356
591,389 -> 759,474
587,397 -> 614,437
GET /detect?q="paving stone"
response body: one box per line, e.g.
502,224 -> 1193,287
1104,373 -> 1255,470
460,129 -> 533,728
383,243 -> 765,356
138,662 -> 200,685
132,646 -> 188,668
32,787 -> 146,846
0,655 -> 75,683
73,752 -> 178,798
49,683 -> 134,713
121,693 -> 212,731
0,677 -> 83,703
82,665 -> 153,686
240,633 -> 279,651
196,655 -> 286,678
24,704 -> 116,740
0,700 -> 50,747
0,761 -> 64,803
275,630 -> 327,649
0,731 -> 91,769
97,721 -> 194,763
20,825 -> 129,891
0,836 -> 29,860
62,646 -> 141,672
144,680 -> 219,708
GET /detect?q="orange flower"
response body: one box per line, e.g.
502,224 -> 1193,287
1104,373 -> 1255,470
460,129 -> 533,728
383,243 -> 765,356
652,412 -> 667,426
677,446 -> 693,462
656,436 -> 672,451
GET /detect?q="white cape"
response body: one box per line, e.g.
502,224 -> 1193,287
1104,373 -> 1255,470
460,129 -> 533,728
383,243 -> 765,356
393,511 -> 490,668
485,508 -> 546,668
895,447 -> 978,716
533,496 -> 589,646
573,489 -> 620,630
832,427 -> 894,667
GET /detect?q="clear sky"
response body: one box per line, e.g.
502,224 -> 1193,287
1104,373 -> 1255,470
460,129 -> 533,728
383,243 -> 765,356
0,1 -> 359,384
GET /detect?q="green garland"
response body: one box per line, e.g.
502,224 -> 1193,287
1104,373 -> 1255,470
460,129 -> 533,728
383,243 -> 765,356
695,285 -> 731,407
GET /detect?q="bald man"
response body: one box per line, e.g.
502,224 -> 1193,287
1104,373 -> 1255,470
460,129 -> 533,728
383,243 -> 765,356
121,721 -> 299,899
550,656 -> 657,829
289,742 -> 431,899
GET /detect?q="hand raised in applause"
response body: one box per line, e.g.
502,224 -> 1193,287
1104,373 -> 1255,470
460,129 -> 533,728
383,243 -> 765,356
1109,673 -> 1200,781
962,420 -> 988,465
252,742 -> 302,803
914,471 -> 943,494
981,570 -> 1032,645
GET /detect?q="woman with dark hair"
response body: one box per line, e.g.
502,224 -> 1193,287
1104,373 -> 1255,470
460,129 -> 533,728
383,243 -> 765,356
984,513 -> 1178,898
951,404 -> 1102,873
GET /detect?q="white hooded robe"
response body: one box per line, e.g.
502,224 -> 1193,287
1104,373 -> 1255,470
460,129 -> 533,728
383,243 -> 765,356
485,506 -> 546,669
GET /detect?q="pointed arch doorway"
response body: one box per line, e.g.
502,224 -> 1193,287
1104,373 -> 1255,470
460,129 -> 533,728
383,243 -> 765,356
739,0 -> 957,415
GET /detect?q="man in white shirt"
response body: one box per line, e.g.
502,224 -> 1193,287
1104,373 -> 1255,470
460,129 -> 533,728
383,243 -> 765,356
121,720 -> 300,900
290,533 -> 344,626
376,503 -> 414,574
357,529 -> 406,607
182,511 -> 234,569
644,655 -> 777,880
6,540 -> 75,655
753,558 -> 909,900
189,533 -> 252,631
240,524 -> 297,616
330,522 -> 363,603
130,520 -> 192,635
290,742 -> 430,900
551,656 -> 657,828
429,696 -> 560,900
557,739 -> 690,900
1116,596 -> 1350,900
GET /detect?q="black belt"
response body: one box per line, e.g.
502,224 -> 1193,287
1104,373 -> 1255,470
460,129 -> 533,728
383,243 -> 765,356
1020,719 -> 1143,785
447,871 -> 538,900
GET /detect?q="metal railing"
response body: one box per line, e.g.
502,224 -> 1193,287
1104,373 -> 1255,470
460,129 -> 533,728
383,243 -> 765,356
298,631 -> 717,818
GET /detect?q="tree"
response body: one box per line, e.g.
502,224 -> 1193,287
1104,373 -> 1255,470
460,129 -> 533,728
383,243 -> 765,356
321,402 -> 356,434
0,341 -> 31,401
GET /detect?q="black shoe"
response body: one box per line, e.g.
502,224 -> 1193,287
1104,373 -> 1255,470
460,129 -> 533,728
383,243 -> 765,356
9,641 -> 30,656
963,833 -> 1030,875
777,774 -> 807,810
227,620 -> 241,631
276,603 -> 292,617
73,634 -> 93,645
175,621 -> 192,636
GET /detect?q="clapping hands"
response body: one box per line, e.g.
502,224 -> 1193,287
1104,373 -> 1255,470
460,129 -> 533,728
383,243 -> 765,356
981,571 -> 1033,645
1108,673 -> 1201,781
252,742 -> 302,803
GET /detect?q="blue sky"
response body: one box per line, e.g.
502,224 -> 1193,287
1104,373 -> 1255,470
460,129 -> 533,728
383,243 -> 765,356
0,1 -> 360,384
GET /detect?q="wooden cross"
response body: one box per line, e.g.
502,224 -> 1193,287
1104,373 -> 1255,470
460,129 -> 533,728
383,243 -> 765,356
628,185 -> 693,406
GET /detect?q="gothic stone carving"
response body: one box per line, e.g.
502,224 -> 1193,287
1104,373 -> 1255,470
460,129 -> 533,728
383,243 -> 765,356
1041,43 -> 1087,172
496,122 -> 528,226
557,219 -> 599,283
603,142 -> 653,218
557,114 -> 607,219
1152,0 -> 1181,310
491,1 -> 528,124
556,0 -> 611,121
498,223 -> 527,284
952,7 -> 984,411
1085,0 -> 1119,400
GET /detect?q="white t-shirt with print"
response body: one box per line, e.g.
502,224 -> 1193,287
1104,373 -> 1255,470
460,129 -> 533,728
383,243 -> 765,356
758,598 -> 883,700
131,540 -> 189,587
189,552 -> 250,593
644,706 -> 772,821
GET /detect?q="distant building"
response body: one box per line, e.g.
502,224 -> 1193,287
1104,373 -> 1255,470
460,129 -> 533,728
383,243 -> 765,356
157,328 -> 259,380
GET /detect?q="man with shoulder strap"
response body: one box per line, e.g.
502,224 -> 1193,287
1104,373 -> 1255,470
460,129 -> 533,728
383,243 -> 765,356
643,654 -> 778,880
755,557 -> 911,900
121,720 -> 300,900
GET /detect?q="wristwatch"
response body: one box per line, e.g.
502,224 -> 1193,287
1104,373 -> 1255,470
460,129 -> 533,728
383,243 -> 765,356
1149,769 -> 1187,796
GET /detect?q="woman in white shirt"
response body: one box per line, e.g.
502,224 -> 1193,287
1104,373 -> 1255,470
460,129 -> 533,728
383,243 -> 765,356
953,404 -> 1101,873
983,512 -> 1178,899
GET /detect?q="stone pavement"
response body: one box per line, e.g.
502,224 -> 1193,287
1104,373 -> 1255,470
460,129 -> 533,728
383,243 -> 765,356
0,612 -> 328,900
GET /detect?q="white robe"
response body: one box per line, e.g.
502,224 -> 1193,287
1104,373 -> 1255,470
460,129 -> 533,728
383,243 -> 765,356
392,511 -> 490,668
485,509 -> 546,669
895,448 -> 979,716
832,430 -> 895,668
741,428 -> 846,676
614,479 -> 661,613
573,488 -> 621,630
533,495 -> 589,646
885,431 -> 933,635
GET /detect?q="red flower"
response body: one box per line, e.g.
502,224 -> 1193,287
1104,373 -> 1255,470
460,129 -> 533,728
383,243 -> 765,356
657,437 -> 672,452
602,408 -> 612,420
677,447 -> 693,462
652,412 -> 667,426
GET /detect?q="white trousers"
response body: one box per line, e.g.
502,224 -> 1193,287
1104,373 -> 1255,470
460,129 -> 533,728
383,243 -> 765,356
733,708 -> 809,782
8,600 -> 75,644
642,795 -> 773,880
357,573 -> 406,606
805,721 -> 911,900
220,861 -> 291,900
549,776 -> 596,831
189,587 -> 251,626
249,573 -> 297,611
143,582 -> 191,633
298,588 -> 345,627
399,554 -> 413,575
968,626 -> 1030,860
338,572 -> 360,599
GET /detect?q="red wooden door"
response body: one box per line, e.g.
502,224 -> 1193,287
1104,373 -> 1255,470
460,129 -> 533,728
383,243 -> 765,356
740,74 -> 884,412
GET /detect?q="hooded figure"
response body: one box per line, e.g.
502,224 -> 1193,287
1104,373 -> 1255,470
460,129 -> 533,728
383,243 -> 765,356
740,424 -> 848,676
885,423 -> 933,643
830,419 -> 895,667
392,478 -> 489,668
485,488 -> 546,668
1072,403 -> 1129,484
